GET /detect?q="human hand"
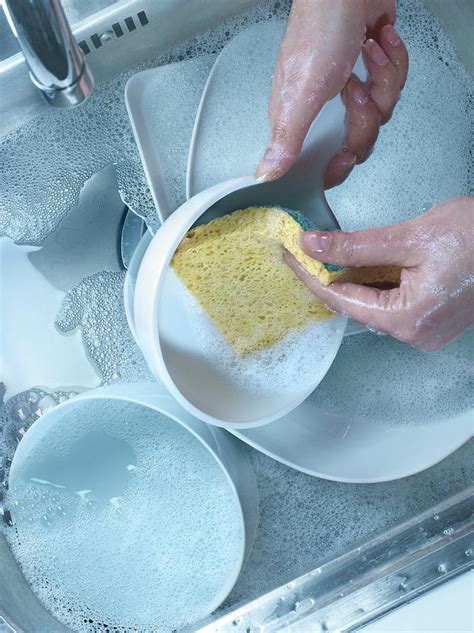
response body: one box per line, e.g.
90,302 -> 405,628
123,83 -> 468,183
285,197 -> 474,351
256,0 -> 408,187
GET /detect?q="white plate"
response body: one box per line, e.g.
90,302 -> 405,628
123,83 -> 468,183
124,56 -> 214,223
123,22 -> 473,481
124,231 -> 473,482
232,406 -> 473,484
127,21 -> 352,428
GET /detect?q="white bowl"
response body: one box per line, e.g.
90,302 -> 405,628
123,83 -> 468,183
129,177 -> 346,429
8,382 -> 258,622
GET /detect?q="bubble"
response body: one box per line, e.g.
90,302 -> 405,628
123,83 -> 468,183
55,271 -> 152,385
5,399 -> 244,632
0,0 -> 291,245
310,330 -> 473,426
326,2 -> 472,227
175,273 -> 346,400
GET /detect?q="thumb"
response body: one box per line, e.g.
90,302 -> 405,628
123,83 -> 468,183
285,250 -> 406,336
256,93 -> 327,181
300,222 -> 420,268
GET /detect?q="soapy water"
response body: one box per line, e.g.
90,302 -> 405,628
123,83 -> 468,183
54,271 -> 153,385
310,329 -> 474,426
174,273 -> 346,399
0,0 -> 471,431
326,2 -> 473,228
0,0 -> 291,244
5,399 -> 244,632
0,0 -> 472,627
1,388 -> 78,464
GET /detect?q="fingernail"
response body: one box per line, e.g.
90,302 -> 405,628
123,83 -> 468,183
339,151 -> 357,168
301,231 -> 332,254
365,38 -> 389,66
256,146 -> 286,180
384,24 -> 402,47
255,159 -> 276,180
348,78 -> 368,105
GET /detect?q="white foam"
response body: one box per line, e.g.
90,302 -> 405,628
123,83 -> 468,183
0,0 -> 291,244
6,399 -> 244,632
0,238 -> 99,400
55,271 -> 153,385
176,275 -> 346,399
326,2 -> 472,228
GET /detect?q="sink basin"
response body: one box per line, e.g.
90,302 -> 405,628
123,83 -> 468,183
0,1 -> 473,632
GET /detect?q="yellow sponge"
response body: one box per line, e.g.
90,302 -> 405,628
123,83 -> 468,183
171,207 -> 400,355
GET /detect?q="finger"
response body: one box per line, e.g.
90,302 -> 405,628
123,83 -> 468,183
256,0 -> 366,181
366,0 -> 396,37
256,68 -> 327,181
363,38 -> 401,124
379,25 -> 409,89
285,250 -> 404,334
299,223 -> 420,267
342,76 -> 381,163
324,151 -> 357,189
324,76 -> 380,189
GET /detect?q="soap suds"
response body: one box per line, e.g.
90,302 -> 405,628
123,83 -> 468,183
6,399 -> 244,632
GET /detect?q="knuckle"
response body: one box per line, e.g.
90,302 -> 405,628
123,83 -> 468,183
399,321 -> 422,344
270,123 -> 305,158
348,115 -> 367,131
389,308 -> 418,343
376,289 -> 397,311
351,133 -> 379,163
335,234 -> 354,260
271,121 -> 289,145
370,79 -> 400,108
362,97 -> 382,125
371,61 -> 399,89
369,95 -> 394,123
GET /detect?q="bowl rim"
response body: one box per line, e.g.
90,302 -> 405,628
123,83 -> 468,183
8,383 -> 250,617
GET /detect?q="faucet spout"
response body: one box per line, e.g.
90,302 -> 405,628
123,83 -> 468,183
3,0 -> 94,108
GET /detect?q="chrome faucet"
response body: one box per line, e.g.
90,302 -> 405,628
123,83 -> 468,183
3,0 -> 93,108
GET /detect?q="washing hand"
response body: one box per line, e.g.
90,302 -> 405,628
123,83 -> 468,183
286,198 -> 474,351
256,0 -> 408,187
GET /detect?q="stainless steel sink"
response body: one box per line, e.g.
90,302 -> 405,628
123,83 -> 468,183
0,1 -> 472,632
0,0 -> 260,137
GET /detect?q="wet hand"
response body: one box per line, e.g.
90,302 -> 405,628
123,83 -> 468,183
286,197 -> 474,351
256,0 -> 408,187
